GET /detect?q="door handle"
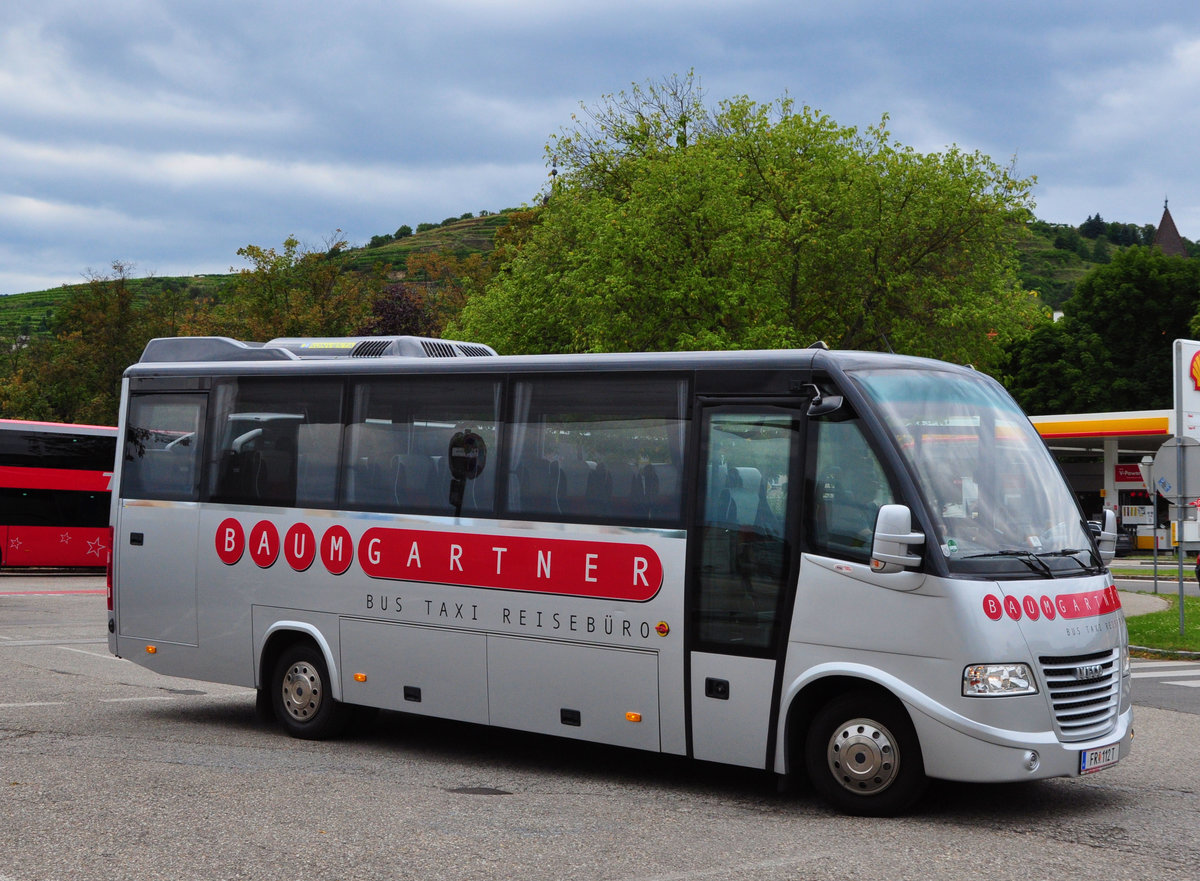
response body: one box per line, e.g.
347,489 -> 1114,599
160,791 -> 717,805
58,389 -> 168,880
704,677 -> 730,700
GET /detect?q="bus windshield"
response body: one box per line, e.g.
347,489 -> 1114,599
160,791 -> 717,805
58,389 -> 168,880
851,367 -> 1100,578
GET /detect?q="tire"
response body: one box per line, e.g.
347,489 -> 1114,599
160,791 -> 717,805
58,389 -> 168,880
270,642 -> 347,740
804,689 -> 927,816
254,686 -> 274,723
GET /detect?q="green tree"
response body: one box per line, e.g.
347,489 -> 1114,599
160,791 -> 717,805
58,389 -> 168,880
406,251 -> 494,335
1006,247 -> 1200,414
455,76 -> 1039,372
354,282 -> 434,337
1080,214 -> 1106,238
190,234 -> 376,340
0,262 -> 145,424
141,277 -> 205,340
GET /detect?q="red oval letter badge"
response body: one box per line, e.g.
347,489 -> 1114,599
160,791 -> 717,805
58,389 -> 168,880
216,518 -> 245,565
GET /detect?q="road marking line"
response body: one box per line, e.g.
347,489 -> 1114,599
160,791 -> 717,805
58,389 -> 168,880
1163,680 -> 1200,688
1,695 -> 178,707
1132,670 -> 1200,678
0,589 -> 105,596
57,645 -> 120,659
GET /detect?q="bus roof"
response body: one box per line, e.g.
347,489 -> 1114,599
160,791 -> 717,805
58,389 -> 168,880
128,336 -> 969,381
0,418 -> 117,437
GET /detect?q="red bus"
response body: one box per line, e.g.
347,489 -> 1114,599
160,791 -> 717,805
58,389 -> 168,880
0,419 -> 116,569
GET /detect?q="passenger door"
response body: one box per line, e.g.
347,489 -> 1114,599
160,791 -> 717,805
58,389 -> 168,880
114,392 -> 207,645
687,402 -> 803,768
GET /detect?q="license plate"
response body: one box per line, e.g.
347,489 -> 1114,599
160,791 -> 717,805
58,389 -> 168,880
1080,742 -> 1120,774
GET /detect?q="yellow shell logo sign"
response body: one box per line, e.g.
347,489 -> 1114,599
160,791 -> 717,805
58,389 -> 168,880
1192,351 -> 1200,391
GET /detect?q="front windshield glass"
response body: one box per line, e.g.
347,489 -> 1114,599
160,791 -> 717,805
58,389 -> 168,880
852,367 -> 1099,579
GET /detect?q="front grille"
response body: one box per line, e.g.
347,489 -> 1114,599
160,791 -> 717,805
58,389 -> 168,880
1039,649 -> 1121,742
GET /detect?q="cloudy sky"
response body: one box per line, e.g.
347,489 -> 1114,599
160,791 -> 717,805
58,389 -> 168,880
1,0 -> 1197,295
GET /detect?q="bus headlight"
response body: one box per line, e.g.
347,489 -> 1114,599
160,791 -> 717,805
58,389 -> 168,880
963,663 -> 1037,696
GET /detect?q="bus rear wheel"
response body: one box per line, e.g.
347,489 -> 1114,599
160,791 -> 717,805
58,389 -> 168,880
270,643 -> 347,740
804,689 -> 927,816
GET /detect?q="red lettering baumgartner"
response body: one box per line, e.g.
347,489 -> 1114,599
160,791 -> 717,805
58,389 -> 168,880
212,520 -> 666,601
357,526 -> 663,601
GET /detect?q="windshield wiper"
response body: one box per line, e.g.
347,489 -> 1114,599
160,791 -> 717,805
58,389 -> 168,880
962,549 -> 1054,578
1034,549 -> 1097,573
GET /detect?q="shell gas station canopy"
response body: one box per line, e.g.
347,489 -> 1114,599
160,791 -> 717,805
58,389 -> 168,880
1030,340 -> 1200,547
1031,410 -> 1173,548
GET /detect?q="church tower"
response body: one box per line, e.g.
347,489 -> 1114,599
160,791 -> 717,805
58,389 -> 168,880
1153,199 -> 1188,257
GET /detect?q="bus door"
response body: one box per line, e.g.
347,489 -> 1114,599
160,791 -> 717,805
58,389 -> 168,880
687,401 -> 803,768
115,392 -> 207,646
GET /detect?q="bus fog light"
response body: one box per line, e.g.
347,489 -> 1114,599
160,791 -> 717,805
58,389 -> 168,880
963,663 -> 1037,696
1023,750 -> 1040,772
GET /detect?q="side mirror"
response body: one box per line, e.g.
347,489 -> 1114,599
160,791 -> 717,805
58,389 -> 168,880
1096,508 -> 1118,566
871,504 -> 925,574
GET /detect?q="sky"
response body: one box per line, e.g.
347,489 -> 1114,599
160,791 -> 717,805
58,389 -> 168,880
2,0 -> 1198,296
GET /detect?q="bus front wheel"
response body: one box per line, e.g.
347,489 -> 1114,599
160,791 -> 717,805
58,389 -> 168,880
270,643 -> 347,740
803,689 -> 927,816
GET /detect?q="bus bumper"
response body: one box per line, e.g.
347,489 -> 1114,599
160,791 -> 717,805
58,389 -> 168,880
909,704 -> 1134,783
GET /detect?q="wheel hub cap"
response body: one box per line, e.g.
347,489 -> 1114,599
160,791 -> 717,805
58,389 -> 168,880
827,718 -> 899,795
281,661 -> 322,722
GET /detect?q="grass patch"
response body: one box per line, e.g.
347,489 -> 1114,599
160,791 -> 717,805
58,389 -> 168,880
1126,594 -> 1200,655
1109,566 -> 1196,580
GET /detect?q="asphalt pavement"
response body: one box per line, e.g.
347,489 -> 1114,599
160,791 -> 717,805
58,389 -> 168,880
1115,557 -> 1200,594
1120,590 -> 1170,616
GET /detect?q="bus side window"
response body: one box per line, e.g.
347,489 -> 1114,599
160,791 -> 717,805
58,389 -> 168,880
806,418 -> 895,563
693,409 -> 797,650
296,423 -> 340,508
122,394 -> 206,502
505,375 -> 689,527
206,378 -> 341,508
344,376 -> 501,517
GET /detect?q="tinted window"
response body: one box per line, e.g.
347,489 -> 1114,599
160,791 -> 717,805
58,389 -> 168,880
506,375 -> 689,527
694,408 -> 799,652
0,488 -> 109,526
0,429 -> 114,471
806,416 -> 896,563
122,394 -> 206,502
344,376 -> 501,516
207,379 -> 342,508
